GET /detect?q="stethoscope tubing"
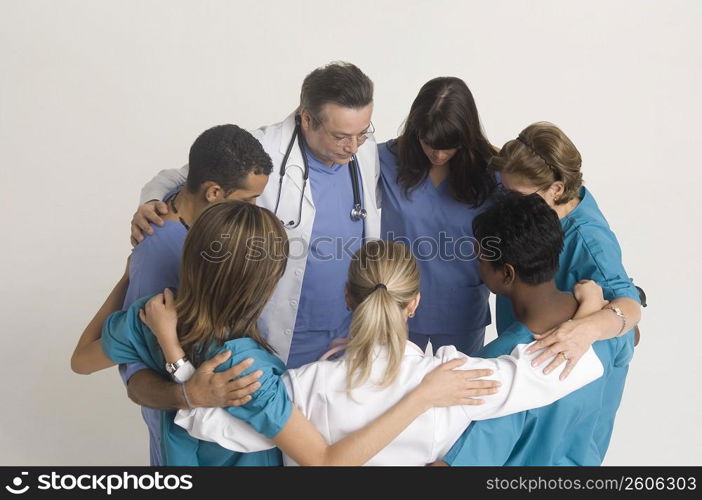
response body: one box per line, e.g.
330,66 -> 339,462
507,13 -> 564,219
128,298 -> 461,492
274,115 -> 365,228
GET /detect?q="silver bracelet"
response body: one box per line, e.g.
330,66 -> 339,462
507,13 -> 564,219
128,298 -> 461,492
605,306 -> 627,335
180,382 -> 193,410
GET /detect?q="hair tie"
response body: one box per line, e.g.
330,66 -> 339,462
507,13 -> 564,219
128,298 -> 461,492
373,283 -> 387,291
516,135 -> 560,178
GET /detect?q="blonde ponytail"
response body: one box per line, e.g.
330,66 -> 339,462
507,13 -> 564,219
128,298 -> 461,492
344,241 -> 420,394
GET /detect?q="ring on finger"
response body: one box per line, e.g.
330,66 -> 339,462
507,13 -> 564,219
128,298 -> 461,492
559,352 -> 569,361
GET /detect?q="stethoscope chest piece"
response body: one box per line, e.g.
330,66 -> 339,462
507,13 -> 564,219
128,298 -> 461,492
350,205 -> 367,222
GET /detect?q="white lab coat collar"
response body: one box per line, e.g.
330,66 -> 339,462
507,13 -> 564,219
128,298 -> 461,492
367,340 -> 426,360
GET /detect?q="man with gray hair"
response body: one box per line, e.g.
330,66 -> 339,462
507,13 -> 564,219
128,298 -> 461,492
131,62 -> 381,368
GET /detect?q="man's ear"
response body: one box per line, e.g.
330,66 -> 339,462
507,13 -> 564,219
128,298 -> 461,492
503,263 -> 517,286
203,182 -> 223,203
299,109 -> 317,132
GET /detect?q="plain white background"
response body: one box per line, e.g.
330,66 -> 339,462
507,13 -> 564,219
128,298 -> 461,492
1,0 -> 700,465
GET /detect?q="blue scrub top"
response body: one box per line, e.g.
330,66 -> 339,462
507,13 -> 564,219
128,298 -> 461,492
103,296 -> 289,466
124,185 -> 187,311
443,322 -> 634,466
119,192 -> 189,465
293,151 -> 364,333
496,187 -> 640,333
378,140 -> 491,337
123,220 -> 186,307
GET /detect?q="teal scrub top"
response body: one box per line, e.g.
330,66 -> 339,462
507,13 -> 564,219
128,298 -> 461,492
495,187 -> 639,457
102,295 -> 290,466
443,322 -> 634,466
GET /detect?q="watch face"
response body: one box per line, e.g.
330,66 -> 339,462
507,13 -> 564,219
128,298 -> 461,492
166,357 -> 187,374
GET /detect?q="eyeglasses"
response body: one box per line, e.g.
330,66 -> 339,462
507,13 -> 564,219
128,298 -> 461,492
321,121 -> 375,147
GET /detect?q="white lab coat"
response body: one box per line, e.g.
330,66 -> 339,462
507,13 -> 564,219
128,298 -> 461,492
139,112 -> 381,364
174,341 -> 604,466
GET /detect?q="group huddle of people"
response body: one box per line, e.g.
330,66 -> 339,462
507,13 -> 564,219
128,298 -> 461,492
71,61 -> 642,466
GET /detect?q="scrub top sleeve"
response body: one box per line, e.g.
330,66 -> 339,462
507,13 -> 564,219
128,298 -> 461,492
571,226 -> 640,303
443,413 -> 525,466
129,234 -> 181,299
218,349 -> 293,439
101,297 -> 151,365
139,164 -> 189,205
119,362 -> 150,385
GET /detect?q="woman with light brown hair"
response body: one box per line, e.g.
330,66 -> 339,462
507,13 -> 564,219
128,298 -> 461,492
71,201 -> 496,466
170,239 -> 606,465
487,121 -> 642,457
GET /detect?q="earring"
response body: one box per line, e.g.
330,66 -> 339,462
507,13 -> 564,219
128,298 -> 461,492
408,312 -> 415,318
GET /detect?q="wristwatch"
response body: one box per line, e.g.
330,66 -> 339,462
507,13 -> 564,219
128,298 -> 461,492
605,306 -> 627,335
165,356 -> 189,376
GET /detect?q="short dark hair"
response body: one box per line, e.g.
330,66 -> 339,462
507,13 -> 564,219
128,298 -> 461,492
186,124 -> 273,194
473,192 -> 563,285
299,61 -> 373,127
396,77 -> 497,207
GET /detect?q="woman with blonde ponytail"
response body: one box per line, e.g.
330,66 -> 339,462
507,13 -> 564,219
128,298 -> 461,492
344,240 -> 420,394
176,239 -> 608,465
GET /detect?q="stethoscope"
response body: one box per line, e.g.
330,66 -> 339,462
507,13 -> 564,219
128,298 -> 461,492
273,115 -> 367,229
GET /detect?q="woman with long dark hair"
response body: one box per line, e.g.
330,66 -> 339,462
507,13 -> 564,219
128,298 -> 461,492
378,77 -> 497,355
